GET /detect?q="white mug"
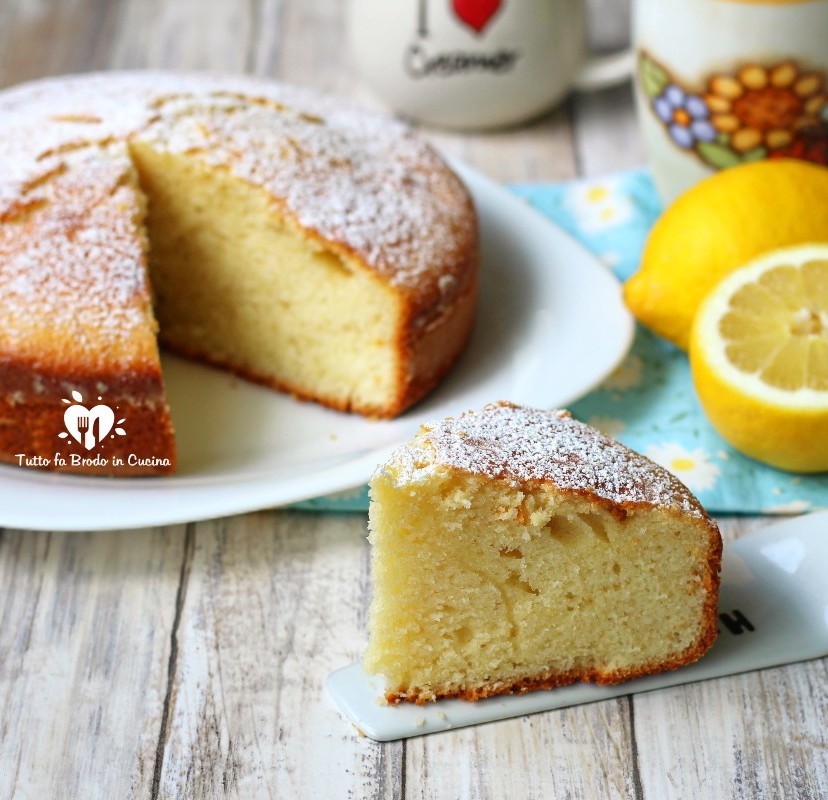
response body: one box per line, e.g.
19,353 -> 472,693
347,0 -> 633,130
634,0 -> 828,202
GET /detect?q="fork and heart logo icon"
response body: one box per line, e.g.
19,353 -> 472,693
60,391 -> 126,450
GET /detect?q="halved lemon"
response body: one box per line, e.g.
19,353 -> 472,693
690,243 -> 828,473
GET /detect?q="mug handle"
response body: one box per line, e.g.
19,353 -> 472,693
574,49 -> 635,92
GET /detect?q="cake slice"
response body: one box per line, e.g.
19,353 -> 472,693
364,402 -> 722,704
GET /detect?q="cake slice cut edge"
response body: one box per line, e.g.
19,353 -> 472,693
364,402 -> 722,704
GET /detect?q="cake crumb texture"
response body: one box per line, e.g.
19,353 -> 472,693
365,402 -> 722,704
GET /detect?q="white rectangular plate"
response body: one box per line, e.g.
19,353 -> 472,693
328,511 -> 828,741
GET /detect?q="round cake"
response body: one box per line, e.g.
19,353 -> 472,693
0,72 -> 479,475
365,402 -> 722,704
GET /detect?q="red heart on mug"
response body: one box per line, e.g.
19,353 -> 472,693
452,0 -> 503,35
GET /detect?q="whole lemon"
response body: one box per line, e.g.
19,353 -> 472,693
625,159 -> 828,350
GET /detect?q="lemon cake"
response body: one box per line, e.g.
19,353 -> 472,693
0,73 -> 478,475
365,402 -> 722,703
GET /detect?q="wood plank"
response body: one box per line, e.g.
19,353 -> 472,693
633,661 -> 828,800
106,0 -> 255,72
406,698 -> 641,799
572,83 -> 648,177
154,511 -> 403,799
586,0 -> 632,53
0,0 -> 260,82
0,0 -> 121,87
425,108 -> 579,184
0,525 -> 187,798
575,0 -> 645,177
249,0 -> 288,80
266,0 -> 348,93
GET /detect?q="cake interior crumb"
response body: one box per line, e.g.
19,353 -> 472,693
365,462 -> 715,703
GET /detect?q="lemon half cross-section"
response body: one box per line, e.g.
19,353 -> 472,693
690,243 -> 828,473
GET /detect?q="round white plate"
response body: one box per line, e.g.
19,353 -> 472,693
0,160 -> 634,531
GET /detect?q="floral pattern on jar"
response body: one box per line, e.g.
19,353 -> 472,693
639,52 -> 828,168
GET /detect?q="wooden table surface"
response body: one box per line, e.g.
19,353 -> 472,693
1,1 -> 826,798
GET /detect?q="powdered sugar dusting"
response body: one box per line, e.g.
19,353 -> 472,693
0,72 -> 476,342
382,402 -> 709,519
136,84 -> 475,301
0,139 -> 156,366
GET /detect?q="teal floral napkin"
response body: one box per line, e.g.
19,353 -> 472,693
291,169 -> 828,515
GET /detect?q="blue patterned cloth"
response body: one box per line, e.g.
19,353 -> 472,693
292,169 -> 828,515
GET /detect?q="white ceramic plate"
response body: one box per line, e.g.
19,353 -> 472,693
0,160 -> 634,531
